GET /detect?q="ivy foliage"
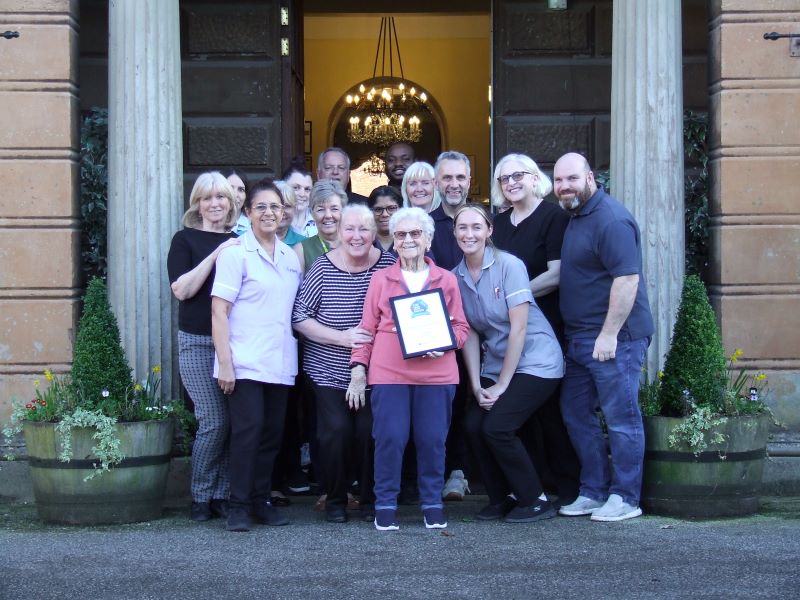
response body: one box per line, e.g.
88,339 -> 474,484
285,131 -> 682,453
70,278 -> 134,415
658,274 -> 727,416
80,108 -> 109,280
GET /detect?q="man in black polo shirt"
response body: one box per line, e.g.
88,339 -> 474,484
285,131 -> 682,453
317,147 -> 368,204
553,152 -> 654,522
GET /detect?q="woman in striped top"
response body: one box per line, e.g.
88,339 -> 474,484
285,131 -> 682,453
292,204 -> 394,523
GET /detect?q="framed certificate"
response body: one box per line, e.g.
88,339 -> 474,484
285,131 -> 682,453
389,288 -> 457,359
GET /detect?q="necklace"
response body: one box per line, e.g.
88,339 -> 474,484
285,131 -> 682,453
341,253 -> 371,280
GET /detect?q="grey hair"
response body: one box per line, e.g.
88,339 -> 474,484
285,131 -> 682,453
274,180 -> 296,208
309,180 -> 348,212
317,147 -> 351,173
434,150 -> 471,177
491,153 -> 553,207
388,206 -> 435,240
339,203 -> 377,234
400,161 -> 441,212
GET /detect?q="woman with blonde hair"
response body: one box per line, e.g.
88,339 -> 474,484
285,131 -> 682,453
400,161 -> 440,213
167,171 -> 240,522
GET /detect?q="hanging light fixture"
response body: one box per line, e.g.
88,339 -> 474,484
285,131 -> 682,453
344,17 -> 430,146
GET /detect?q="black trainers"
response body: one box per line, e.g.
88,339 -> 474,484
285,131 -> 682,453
226,507 -> 251,532
476,496 -> 518,521
252,500 -> 290,526
190,501 -> 212,522
423,507 -> 448,529
209,498 -> 229,519
326,506 -> 348,523
503,499 -> 557,523
374,508 -> 399,531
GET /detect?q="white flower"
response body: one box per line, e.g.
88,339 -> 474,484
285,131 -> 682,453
101,389 -> 110,398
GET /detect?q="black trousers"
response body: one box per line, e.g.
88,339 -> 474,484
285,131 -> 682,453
464,373 -> 559,506
311,381 -> 375,510
228,379 -> 288,509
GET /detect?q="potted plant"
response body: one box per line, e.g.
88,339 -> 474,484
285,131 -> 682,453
640,274 -> 771,518
3,278 -> 182,525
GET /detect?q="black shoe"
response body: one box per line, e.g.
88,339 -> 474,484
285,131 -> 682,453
252,501 -> 290,526
476,496 -> 518,521
326,506 -> 348,523
226,507 -> 251,532
287,472 -> 311,494
503,499 -> 557,523
190,501 -> 212,522
209,498 -> 229,519
359,503 -> 376,522
270,493 -> 291,507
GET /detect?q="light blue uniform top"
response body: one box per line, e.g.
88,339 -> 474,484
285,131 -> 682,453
453,247 -> 564,382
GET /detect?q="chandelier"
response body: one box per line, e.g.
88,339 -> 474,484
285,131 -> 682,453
344,17 -> 430,146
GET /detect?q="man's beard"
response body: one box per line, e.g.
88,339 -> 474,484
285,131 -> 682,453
558,182 -> 592,213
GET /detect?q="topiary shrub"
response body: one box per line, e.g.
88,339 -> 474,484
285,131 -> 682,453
70,277 -> 133,415
658,274 -> 727,416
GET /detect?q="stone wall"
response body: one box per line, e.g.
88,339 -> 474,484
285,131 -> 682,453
708,1 -> 800,446
0,0 -> 80,422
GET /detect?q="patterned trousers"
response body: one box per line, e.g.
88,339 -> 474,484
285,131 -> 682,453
178,331 -> 230,502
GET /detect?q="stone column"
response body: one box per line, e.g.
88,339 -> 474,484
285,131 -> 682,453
610,0 -> 685,376
108,0 -> 183,398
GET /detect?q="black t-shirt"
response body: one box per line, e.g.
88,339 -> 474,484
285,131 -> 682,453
167,227 -> 236,336
492,200 -> 569,344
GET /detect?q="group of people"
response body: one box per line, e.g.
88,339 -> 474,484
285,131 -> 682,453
167,142 -> 654,532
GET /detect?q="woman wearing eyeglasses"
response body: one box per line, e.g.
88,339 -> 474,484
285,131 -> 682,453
490,153 -> 580,507
367,185 -> 403,252
211,179 -> 303,532
349,207 -> 470,531
293,180 -> 348,273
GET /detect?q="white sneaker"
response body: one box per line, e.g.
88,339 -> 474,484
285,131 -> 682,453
442,470 -> 470,501
590,494 -> 643,522
558,495 -> 605,516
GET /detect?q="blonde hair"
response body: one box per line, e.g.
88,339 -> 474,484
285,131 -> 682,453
400,161 -> 441,212
491,153 -> 553,207
275,180 -> 296,208
340,204 -> 377,235
183,171 -> 238,230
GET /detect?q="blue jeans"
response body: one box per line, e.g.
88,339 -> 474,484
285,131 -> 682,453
371,384 -> 455,511
560,336 -> 649,506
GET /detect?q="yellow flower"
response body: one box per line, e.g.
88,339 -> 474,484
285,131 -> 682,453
135,383 -> 143,391
151,365 -> 161,374
33,379 -> 40,388
657,370 -> 664,380
755,373 -> 767,381
730,348 -> 744,363
44,369 -> 54,382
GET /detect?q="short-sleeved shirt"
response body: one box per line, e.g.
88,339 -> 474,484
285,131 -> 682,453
429,205 -> 463,272
453,247 -> 564,381
282,228 -> 307,247
292,251 -> 395,390
492,200 -> 569,343
167,227 -> 237,336
211,230 -> 303,385
559,188 -> 654,341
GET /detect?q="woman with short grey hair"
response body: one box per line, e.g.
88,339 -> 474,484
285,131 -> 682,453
293,180 -> 348,272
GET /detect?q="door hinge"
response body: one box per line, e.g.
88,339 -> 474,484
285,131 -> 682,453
281,38 -> 289,56
280,7 -> 289,26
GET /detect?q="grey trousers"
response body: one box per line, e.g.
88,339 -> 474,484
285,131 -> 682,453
178,330 -> 230,502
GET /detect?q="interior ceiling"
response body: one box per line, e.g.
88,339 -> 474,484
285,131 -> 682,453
304,15 -> 490,40
303,0 -> 490,15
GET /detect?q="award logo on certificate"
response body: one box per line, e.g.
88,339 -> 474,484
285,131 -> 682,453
389,288 -> 457,359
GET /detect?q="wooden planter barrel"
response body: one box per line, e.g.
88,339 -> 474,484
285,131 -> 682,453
23,419 -> 174,525
642,415 -> 770,518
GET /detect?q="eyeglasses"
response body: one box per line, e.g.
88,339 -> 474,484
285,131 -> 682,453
393,229 -> 423,241
497,171 -> 532,186
372,205 -> 399,216
251,203 -> 283,214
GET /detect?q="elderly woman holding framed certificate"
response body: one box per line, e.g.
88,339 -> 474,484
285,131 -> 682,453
349,207 -> 470,532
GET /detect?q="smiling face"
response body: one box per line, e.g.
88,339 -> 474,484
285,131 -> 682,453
497,160 -> 538,206
454,208 -> 492,259
286,172 -> 313,211
198,187 -> 231,230
385,143 -> 415,185
405,175 -> 435,212
392,217 -> 429,263
553,154 -> 596,213
370,194 -> 401,236
247,189 -> 283,237
340,211 -> 376,262
227,174 -> 247,209
318,150 -> 350,188
436,159 -> 471,208
312,196 -> 343,238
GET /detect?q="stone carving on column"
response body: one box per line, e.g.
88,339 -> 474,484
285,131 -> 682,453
108,0 -> 183,398
610,0 -> 685,376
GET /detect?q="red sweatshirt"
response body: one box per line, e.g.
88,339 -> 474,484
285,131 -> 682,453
352,257 -> 470,385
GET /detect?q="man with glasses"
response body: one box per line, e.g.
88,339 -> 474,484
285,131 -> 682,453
553,152 -> 653,522
317,147 -> 369,205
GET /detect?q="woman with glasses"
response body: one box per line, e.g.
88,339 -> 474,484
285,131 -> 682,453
167,171 -> 239,523
400,161 -> 440,214
293,181 -> 347,273
350,207 -> 469,531
490,153 -> 580,507
367,185 -> 402,252
211,179 -> 303,532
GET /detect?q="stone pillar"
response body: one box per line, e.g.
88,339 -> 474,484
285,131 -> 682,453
709,1 -> 800,459
108,0 -> 183,398
0,0 -> 79,423
610,0 -> 685,376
